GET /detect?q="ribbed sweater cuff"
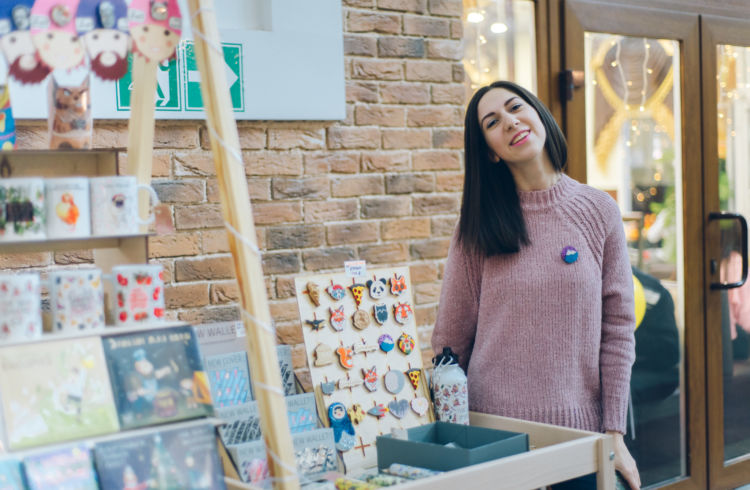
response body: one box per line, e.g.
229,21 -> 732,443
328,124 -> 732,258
601,395 -> 629,434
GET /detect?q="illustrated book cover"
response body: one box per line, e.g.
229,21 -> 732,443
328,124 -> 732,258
229,428 -> 336,486
204,351 -> 251,409
94,422 -> 226,490
23,444 -> 98,490
194,322 -> 295,397
0,337 -> 119,450
217,392 -> 318,446
0,459 -> 25,490
102,325 -> 213,430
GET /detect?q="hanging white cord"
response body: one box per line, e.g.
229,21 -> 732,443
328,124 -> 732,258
190,5 -> 300,483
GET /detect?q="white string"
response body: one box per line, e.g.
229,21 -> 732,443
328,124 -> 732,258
189,15 -> 299,483
225,220 -> 261,256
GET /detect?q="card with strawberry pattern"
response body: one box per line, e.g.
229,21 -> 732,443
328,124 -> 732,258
294,266 -> 434,474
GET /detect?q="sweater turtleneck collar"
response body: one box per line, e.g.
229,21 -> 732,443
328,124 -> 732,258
518,173 -> 576,211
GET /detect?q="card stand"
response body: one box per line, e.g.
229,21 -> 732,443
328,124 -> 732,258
223,413 -> 615,490
0,321 -> 190,348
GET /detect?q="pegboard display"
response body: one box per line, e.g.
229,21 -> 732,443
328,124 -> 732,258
294,266 -> 434,474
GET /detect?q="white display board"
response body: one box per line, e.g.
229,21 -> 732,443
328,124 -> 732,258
2,0 -> 345,121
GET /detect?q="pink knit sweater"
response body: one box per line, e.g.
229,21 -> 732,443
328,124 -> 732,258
431,174 -> 635,434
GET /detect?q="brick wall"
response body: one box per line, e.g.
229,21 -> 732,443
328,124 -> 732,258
10,0 -> 466,390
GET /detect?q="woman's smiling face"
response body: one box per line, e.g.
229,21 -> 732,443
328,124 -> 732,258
477,87 -> 547,167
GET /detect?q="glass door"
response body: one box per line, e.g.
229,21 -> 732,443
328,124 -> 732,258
563,2 -> 704,488
701,15 -> 750,490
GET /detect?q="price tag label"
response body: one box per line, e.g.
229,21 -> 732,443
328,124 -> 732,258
345,260 -> 367,278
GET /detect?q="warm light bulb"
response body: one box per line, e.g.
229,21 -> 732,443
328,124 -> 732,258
467,10 -> 484,23
490,22 -> 508,34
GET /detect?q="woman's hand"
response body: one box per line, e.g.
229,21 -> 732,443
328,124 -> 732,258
606,431 -> 641,489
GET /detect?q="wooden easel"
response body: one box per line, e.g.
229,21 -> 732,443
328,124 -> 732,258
124,1 -> 299,487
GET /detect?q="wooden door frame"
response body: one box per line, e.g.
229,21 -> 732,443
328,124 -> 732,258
560,2 -> 704,488
701,15 -> 750,490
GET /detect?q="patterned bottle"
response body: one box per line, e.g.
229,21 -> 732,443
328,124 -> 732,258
431,347 -> 469,425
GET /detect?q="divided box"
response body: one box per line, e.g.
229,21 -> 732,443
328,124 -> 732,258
376,422 -> 529,472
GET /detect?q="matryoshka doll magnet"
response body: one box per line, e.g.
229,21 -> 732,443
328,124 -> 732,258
0,0 -> 51,83
30,0 -> 86,71
75,0 -> 130,80
128,0 -> 181,63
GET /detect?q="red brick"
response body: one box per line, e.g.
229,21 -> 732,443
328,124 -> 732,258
378,37 -> 425,58
410,262 -> 439,283
432,216 -> 456,236
358,242 -> 409,263
377,0 -> 426,13
119,151 -> 171,178
436,172 -> 463,191
406,60 -> 453,82
327,127 -> 380,150
381,217 -> 431,239
206,178 -> 271,202
276,323 -> 303,345
426,39 -> 463,60
272,177 -> 329,200
291,344 -> 307,370
305,153 -> 360,174
262,252 -> 301,274
415,305 -> 437,326
413,195 -> 459,215
331,175 -> 384,197
153,124 -> 199,149
344,0 -> 374,6
152,180 -> 205,203
302,247 -> 357,271
450,19 -> 462,38
403,15 -> 450,37
453,62 -> 465,82
175,256 -> 236,281
53,250 -> 93,265
92,125 -> 128,148
352,60 -> 403,81
361,196 -> 411,218
413,150 -> 461,170
269,299 -> 300,323
344,34 -> 377,56
347,11 -> 401,33
428,0 -> 462,16
414,281 -> 442,303
252,202 -> 302,225
382,129 -> 431,149
432,83 -> 465,104
362,151 -> 410,172
355,105 -> 405,127
202,229 -> 230,253
346,82 -> 379,103
327,222 -> 380,245
245,151 -> 303,176
408,106 -> 462,127
201,126 -> 266,150
304,200 -> 358,223
411,238 -> 451,259
275,276 -> 297,299
380,83 -> 430,104
268,129 -> 325,150
385,173 -> 435,194
175,204 -> 224,229
174,151 -> 216,176
178,306 -> 240,324
149,234 -> 201,258
210,281 -> 240,304
267,225 -> 325,250
433,128 -> 463,148
165,283 -> 209,308
296,369 -> 312,392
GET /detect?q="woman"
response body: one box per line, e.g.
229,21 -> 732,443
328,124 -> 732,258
431,81 -> 640,489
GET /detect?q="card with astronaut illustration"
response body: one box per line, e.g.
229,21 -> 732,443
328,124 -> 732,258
0,337 -> 119,450
101,325 -> 213,430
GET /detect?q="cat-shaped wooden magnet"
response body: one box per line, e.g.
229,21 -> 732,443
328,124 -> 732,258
75,0 -> 129,80
0,0 -> 51,83
30,0 -> 87,71
48,75 -> 92,148
127,0 -> 181,63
